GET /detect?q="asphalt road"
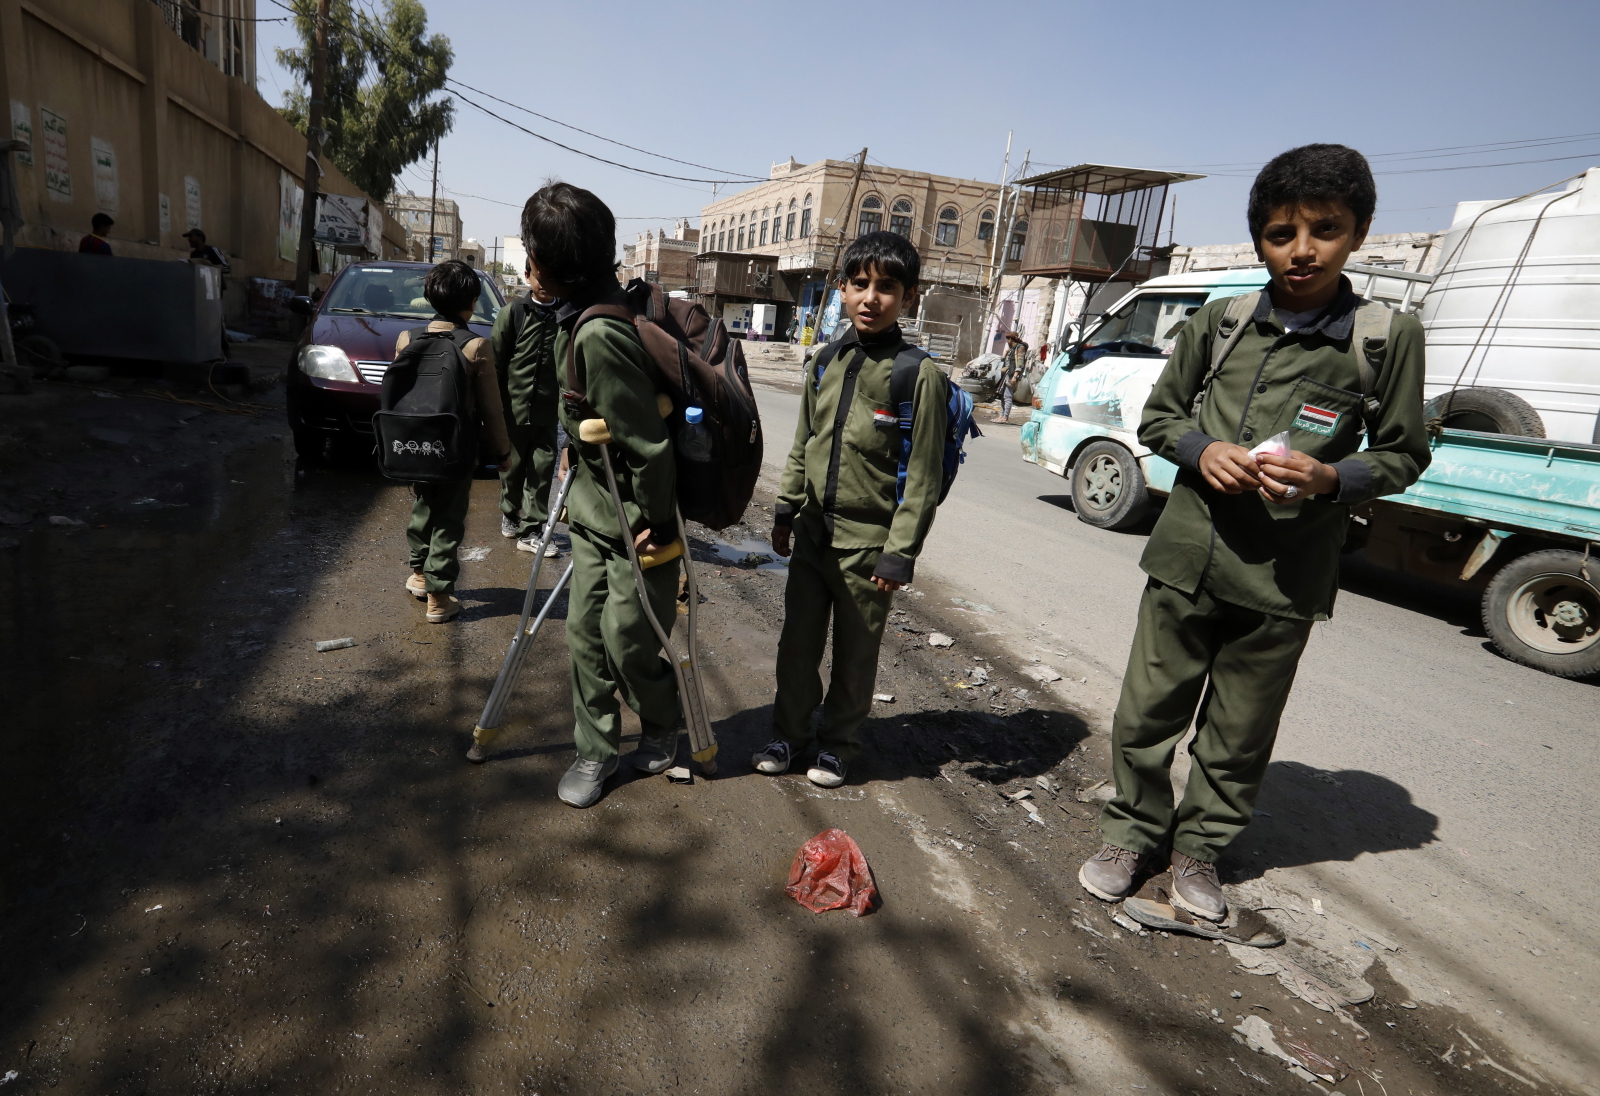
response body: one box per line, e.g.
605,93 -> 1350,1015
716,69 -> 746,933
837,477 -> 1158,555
754,385 -> 1600,1091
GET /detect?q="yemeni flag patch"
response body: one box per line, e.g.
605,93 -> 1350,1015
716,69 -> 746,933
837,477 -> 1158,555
1292,402 -> 1341,436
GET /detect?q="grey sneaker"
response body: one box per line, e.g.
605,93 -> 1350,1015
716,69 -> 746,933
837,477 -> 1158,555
517,534 -> 561,557
751,739 -> 792,775
500,514 -> 519,538
631,730 -> 678,774
1078,843 -> 1154,902
806,750 -> 847,788
1170,851 -> 1226,921
557,756 -> 618,808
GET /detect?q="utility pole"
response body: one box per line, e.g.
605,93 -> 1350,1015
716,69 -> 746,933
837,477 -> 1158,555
984,131 -> 1012,295
812,147 -> 868,337
292,0 -> 330,296
982,148 -> 1031,351
427,137 -> 440,263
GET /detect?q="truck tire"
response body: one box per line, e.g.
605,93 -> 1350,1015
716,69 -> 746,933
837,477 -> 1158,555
1426,388 -> 1545,437
1482,549 -> 1600,678
1070,440 -> 1150,531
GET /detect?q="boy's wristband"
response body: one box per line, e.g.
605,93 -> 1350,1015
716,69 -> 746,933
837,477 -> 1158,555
873,552 -> 914,584
772,500 -> 796,528
1174,430 -> 1220,470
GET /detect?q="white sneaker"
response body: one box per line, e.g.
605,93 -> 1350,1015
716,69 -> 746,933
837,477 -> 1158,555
516,534 -> 562,557
500,514 -> 520,538
751,739 -> 792,774
806,751 -> 847,788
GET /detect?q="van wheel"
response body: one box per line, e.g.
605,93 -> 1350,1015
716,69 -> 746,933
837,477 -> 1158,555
1426,388 -> 1545,437
1070,440 -> 1150,531
1482,549 -> 1600,678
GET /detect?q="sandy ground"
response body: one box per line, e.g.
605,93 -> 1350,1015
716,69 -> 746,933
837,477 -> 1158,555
0,341 -> 1579,1095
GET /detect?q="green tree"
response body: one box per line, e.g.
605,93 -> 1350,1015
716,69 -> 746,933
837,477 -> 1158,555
277,0 -> 453,201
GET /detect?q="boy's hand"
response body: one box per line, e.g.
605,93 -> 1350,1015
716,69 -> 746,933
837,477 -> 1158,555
1256,451 -> 1339,503
1198,442 -> 1262,494
874,577 -> 903,593
634,528 -> 678,556
771,525 -> 791,558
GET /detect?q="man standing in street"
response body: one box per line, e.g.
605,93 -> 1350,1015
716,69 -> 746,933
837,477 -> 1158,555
79,213 -> 114,255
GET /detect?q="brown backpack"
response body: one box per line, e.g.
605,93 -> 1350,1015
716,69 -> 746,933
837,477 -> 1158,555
563,278 -> 763,531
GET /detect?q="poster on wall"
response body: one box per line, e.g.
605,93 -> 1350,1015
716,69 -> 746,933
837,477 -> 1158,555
40,106 -> 69,201
315,193 -> 368,250
90,138 -> 117,214
277,170 -> 303,261
183,176 -> 202,231
159,193 -> 171,236
364,198 -> 382,257
9,101 -> 32,167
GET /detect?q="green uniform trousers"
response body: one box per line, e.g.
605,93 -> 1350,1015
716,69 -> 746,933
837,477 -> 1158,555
406,478 -> 473,595
772,515 -> 895,764
566,522 -> 681,763
1100,578 -> 1313,863
499,418 -> 559,539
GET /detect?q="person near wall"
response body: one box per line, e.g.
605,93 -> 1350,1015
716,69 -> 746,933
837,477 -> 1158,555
79,213 -> 114,255
996,330 -> 1028,423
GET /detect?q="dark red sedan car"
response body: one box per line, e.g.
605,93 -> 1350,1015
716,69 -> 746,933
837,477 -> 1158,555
286,260 -> 506,460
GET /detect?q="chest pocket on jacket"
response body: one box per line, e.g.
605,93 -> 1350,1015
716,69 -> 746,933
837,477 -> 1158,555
1270,377 -> 1364,463
843,380 -> 899,470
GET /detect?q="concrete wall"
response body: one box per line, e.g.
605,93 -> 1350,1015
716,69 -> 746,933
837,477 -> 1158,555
0,0 -> 405,331
1169,231 -> 1445,276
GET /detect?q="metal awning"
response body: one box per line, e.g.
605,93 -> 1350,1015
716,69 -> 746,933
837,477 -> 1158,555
1015,164 -> 1205,194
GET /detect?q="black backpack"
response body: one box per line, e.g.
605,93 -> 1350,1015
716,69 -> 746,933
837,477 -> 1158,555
373,325 -> 479,482
563,279 -> 762,531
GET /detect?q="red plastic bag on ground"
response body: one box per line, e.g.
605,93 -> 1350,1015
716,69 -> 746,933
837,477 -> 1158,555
785,828 -> 877,916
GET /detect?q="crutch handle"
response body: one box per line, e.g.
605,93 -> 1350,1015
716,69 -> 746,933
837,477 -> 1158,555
578,418 -> 611,444
638,539 -> 684,570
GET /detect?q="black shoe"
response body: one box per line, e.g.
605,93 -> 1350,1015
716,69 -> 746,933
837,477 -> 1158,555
751,739 -> 792,775
806,750 -> 847,788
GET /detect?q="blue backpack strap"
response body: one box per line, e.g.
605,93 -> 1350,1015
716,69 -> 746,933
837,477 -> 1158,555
889,345 -> 932,505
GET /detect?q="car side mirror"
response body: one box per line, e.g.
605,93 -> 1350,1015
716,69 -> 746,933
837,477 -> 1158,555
288,295 -> 315,317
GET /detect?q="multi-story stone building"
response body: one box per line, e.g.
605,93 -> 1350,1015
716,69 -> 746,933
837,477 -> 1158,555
387,191 -> 461,262
620,221 -> 701,292
698,156 -> 1022,349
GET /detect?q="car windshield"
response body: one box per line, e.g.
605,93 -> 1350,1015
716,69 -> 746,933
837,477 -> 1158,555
1082,293 -> 1208,356
323,267 -> 501,324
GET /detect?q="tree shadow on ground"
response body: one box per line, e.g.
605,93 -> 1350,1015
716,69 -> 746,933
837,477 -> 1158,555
1221,759 -> 1439,884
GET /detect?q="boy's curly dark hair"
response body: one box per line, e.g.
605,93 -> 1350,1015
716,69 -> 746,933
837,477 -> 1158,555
841,230 -> 921,290
423,259 -> 481,318
520,181 -> 618,291
1248,144 -> 1376,242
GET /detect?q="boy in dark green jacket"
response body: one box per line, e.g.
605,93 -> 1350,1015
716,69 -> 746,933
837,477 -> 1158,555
756,232 -> 950,788
490,257 -> 563,556
1079,145 -> 1431,920
522,182 -> 681,809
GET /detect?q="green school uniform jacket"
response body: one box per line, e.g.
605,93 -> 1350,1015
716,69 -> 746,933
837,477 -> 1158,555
490,293 -> 560,427
774,324 -> 949,584
1137,278 -> 1431,621
555,285 -> 678,544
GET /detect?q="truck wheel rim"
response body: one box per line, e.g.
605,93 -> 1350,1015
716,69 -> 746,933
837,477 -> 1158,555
1507,572 -> 1600,655
1081,454 -> 1123,511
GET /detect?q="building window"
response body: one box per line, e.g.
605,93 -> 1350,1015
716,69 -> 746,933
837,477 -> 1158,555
737,225 -> 745,250
786,211 -> 796,240
890,198 -> 914,239
857,195 -> 883,236
759,216 -> 768,246
1007,219 -> 1028,262
977,208 -> 996,241
935,206 -> 960,247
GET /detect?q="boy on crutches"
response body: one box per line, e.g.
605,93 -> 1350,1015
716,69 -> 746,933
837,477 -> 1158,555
522,182 -> 681,809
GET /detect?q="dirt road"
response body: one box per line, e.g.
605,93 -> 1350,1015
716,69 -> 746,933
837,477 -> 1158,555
0,347 -> 1576,1094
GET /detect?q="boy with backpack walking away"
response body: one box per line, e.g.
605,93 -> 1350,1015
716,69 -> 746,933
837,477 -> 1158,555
491,257 -> 563,557
522,182 -> 682,809
755,231 -> 976,788
1078,145 -> 1431,921
384,260 -> 511,624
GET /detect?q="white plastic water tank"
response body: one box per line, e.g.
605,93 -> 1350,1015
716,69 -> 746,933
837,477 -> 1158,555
1417,166 -> 1600,444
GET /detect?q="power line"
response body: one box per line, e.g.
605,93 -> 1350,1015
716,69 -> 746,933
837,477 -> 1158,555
443,77 -> 764,182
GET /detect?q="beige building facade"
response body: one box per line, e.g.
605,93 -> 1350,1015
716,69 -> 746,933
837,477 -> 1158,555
388,191 -> 462,263
620,220 -> 700,292
1168,231 -> 1445,276
0,0 -> 405,330
699,156 -> 1022,339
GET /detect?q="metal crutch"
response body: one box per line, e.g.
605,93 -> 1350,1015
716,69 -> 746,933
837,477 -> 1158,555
580,416 -> 718,776
470,460 -> 578,756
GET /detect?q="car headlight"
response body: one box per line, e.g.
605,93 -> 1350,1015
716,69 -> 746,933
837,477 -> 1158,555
298,344 -> 359,382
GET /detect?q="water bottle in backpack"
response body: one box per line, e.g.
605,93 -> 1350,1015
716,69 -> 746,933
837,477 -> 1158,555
678,406 -> 715,463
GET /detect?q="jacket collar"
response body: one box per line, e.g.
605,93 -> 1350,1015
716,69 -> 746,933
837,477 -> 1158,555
1252,275 -> 1358,340
835,322 -> 906,354
554,282 -> 626,327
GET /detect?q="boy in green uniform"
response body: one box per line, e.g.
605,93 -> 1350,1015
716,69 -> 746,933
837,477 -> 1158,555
522,182 -> 681,809
398,261 -> 511,623
755,232 -> 950,788
1078,145 -> 1432,920
490,257 -> 563,557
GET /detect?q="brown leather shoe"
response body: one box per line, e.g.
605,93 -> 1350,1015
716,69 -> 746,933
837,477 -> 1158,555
425,592 -> 460,623
1170,851 -> 1226,921
405,570 -> 426,600
1078,843 -> 1154,901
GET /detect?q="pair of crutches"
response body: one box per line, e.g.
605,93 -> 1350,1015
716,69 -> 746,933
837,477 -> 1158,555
471,406 -> 718,775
